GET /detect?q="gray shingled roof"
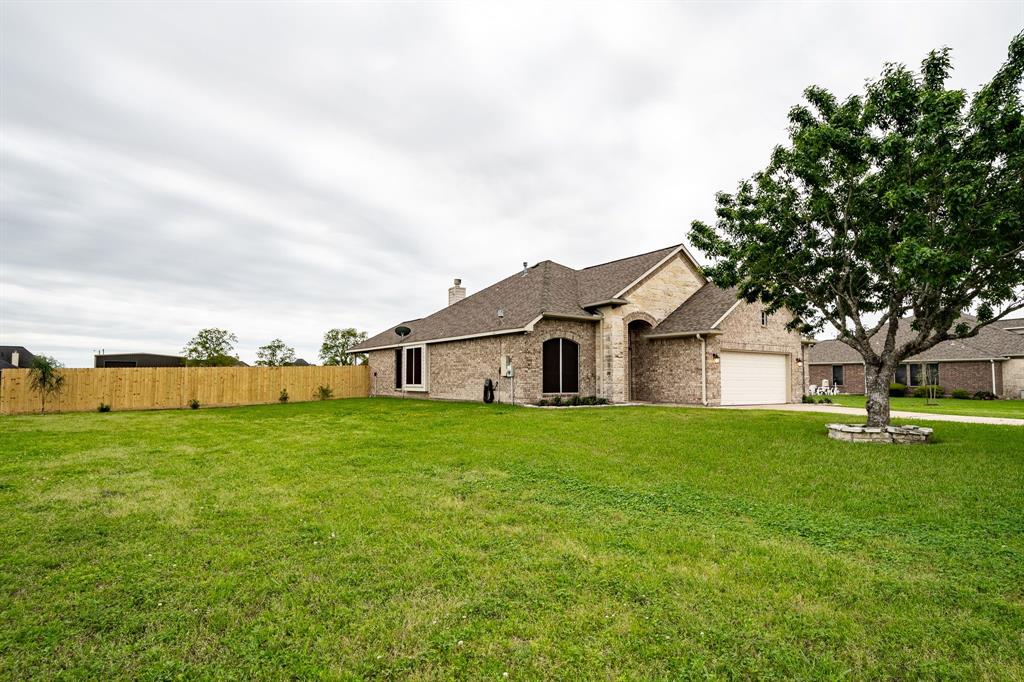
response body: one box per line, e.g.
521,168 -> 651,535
990,317 -> 1024,331
649,284 -> 739,336
352,245 -> 685,351
808,317 -> 1024,364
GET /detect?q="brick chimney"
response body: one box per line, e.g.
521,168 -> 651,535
448,278 -> 466,306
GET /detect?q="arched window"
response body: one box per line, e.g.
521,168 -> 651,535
542,338 -> 579,393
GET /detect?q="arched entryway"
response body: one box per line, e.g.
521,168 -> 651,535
627,319 -> 654,402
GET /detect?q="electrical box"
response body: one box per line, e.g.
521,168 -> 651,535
501,355 -> 514,378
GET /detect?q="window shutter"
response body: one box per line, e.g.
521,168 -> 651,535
542,339 -> 561,393
561,340 -> 579,393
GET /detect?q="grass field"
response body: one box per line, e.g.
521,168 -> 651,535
1,399 -> 1022,679
829,394 -> 1024,419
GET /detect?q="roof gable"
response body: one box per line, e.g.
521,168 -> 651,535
648,284 -> 740,337
352,244 -> 691,351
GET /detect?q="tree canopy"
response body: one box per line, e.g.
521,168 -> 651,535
182,328 -> 240,367
691,34 -> 1024,426
319,328 -> 367,366
255,339 -> 297,367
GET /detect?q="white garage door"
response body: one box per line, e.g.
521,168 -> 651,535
720,352 -> 788,405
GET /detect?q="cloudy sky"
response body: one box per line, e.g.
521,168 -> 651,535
1,1 -> 1020,366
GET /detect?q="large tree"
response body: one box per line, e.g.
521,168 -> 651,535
691,34 -> 1024,427
319,328 -> 367,366
182,328 -> 240,367
28,355 -> 65,414
255,338 -> 297,367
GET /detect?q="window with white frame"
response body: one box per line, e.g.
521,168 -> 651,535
402,345 -> 425,389
761,310 -> 769,326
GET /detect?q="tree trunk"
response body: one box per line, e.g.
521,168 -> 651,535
864,364 -> 891,427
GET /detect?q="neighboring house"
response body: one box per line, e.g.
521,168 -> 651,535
350,244 -> 810,405
94,353 -> 184,368
289,358 -> 311,366
807,317 -> 1024,399
0,346 -> 37,372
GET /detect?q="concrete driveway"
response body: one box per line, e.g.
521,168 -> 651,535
716,402 -> 1024,426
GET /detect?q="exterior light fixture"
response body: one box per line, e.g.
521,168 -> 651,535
711,352 -> 720,364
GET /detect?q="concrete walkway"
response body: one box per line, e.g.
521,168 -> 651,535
715,402 -> 1024,426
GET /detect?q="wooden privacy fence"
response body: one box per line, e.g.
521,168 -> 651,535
0,365 -> 370,415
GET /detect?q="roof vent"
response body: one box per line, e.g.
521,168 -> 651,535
522,262 -> 528,276
497,308 -> 505,318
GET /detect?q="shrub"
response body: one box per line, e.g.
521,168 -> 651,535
567,395 -> 581,406
595,397 -> 608,405
889,383 -> 907,397
97,403 -> 111,413
279,388 -> 289,403
818,396 -> 832,404
802,395 -> 815,404
315,385 -> 333,400
974,390 -> 997,401
536,399 -> 549,407
951,389 -> 970,399
188,398 -> 200,410
580,396 -> 598,405
550,395 -> 562,406
913,385 -> 944,398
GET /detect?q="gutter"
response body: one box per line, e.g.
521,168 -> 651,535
540,312 -> 602,322
697,333 -> 708,406
645,329 -> 723,341
581,298 -> 628,309
991,358 -> 997,394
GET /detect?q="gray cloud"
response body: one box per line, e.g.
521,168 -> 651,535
2,1 -> 1020,365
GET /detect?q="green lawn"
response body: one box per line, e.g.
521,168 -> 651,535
1,399 -> 1022,679
829,394 -> 1024,418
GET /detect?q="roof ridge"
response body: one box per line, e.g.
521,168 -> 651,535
578,244 -> 681,271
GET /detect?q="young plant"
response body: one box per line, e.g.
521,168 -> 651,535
315,385 -> 333,400
279,388 -> 289,403
188,398 -> 200,410
28,355 -> 65,414
97,403 -> 111,413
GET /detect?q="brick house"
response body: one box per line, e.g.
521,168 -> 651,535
807,317 -> 1024,399
350,245 -> 811,405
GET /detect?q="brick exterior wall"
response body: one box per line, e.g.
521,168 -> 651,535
639,301 -> 805,405
808,359 -> 1003,396
365,318 -> 597,404
1002,358 -> 1024,399
809,363 -> 865,394
595,253 -> 704,402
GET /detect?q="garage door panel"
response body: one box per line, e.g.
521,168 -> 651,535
720,352 -> 787,405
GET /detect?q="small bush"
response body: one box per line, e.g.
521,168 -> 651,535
817,396 -> 832,404
97,403 -> 111,413
580,396 -> 598,405
801,395 -> 815,404
550,395 -> 562,406
567,395 -> 581,406
974,390 -> 997,401
536,399 -> 549,406
913,385 -> 944,398
188,398 -> 200,410
279,388 -> 289,403
951,389 -> 970,399
315,385 -> 333,400
595,397 -> 608,405
889,383 -> 906,397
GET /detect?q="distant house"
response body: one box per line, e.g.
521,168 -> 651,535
808,316 -> 1024,399
289,358 -> 311,366
94,353 -> 184,368
0,346 -> 36,371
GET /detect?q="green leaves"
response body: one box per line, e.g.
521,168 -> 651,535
691,32 -> 1024,360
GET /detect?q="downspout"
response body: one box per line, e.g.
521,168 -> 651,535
991,359 -> 997,395
698,334 -> 708,406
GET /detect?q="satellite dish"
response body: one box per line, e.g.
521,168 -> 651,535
395,325 -> 412,338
